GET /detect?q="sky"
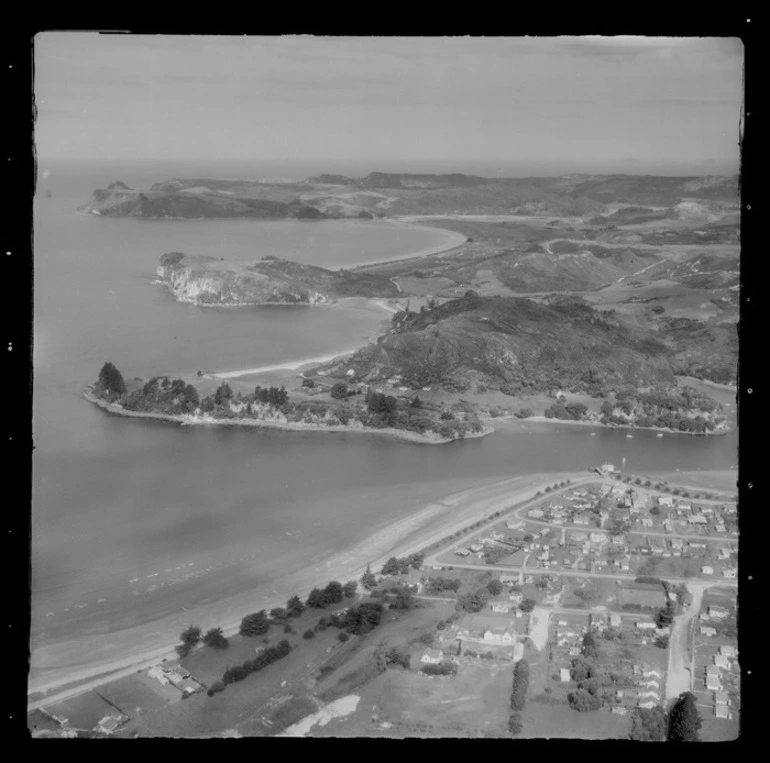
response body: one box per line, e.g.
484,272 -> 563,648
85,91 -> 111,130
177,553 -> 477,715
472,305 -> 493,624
33,34 -> 744,176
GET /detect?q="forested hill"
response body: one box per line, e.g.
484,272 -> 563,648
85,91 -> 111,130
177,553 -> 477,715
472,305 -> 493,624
346,294 -> 680,394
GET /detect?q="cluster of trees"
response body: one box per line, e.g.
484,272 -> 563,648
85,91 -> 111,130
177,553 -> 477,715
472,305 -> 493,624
342,601 -> 384,635
306,581 -> 345,609
629,706 -> 667,741
421,661 -> 458,676
508,659 -> 530,736
252,385 -> 289,407
627,692 -> 702,742
221,640 -> 292,686
381,553 -> 424,575
424,577 -> 462,595
598,386 -> 723,433
544,401 -> 589,421
240,611 -> 270,637
514,407 -> 533,419
567,641 -> 628,713
378,645 -> 411,670
655,599 -> 677,629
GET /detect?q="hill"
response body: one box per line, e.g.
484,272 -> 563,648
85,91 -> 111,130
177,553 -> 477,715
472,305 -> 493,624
156,253 -> 399,306
344,294 -> 679,395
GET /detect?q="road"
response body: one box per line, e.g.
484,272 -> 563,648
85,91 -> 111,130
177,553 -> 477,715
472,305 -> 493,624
665,582 -> 708,701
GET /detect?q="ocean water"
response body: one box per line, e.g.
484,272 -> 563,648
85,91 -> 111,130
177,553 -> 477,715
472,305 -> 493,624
30,164 -> 738,681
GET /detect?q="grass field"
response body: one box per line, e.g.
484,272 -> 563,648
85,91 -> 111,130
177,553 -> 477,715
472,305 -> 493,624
521,701 -> 630,739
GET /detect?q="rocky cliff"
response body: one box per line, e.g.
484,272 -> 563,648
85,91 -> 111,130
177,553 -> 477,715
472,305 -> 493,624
156,253 -> 398,305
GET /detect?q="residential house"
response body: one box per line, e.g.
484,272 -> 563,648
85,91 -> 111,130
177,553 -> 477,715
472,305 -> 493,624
506,519 -> 525,531
720,646 -> 737,658
96,714 -> 126,735
658,496 -> 674,507
560,668 -> 571,682
641,517 -> 654,528
643,669 -> 662,679
671,538 -> 684,551
700,626 -> 717,637
706,674 -> 721,691
455,548 -> 470,557
689,515 -> 708,525
701,566 -> 714,575
714,691 -> 729,705
469,543 -> 484,553
508,592 -> 523,605
638,700 -> 658,709
590,532 -> 608,544
528,509 -> 545,519
573,512 -> 592,526
636,621 -> 656,631
709,606 -> 730,620
421,649 -> 444,665
722,568 -> 737,579
612,707 -> 628,715
715,705 -> 729,719
483,627 -> 515,644
714,655 -> 730,669
490,601 -> 511,614
500,575 -> 519,585
610,614 -> 622,627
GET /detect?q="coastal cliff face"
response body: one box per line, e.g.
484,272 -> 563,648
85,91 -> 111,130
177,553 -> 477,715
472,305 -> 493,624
156,253 -> 399,306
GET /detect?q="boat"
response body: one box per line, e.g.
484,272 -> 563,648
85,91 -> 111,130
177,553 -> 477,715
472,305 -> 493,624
656,433 -> 663,438
626,434 -> 633,439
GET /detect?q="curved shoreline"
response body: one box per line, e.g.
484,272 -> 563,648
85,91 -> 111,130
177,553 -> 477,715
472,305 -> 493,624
83,389 -> 493,445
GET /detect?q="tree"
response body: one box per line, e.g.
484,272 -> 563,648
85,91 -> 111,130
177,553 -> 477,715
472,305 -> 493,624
667,691 -> 702,741
214,382 -> 233,407
410,395 -> 423,409
361,564 -> 377,590
97,361 -> 127,396
180,625 -> 202,649
487,579 -> 503,596
303,629 -> 316,639
330,382 -> 348,400
286,595 -> 305,618
207,680 -> 225,697
240,611 -> 270,637
381,557 -> 401,576
568,688 -> 602,712
342,580 -> 358,598
508,713 -> 523,736
629,706 -> 667,741
337,631 -> 349,642
306,588 -> 327,609
519,598 -> 536,613
202,627 -> 229,650
324,581 -> 344,605
269,607 -> 289,623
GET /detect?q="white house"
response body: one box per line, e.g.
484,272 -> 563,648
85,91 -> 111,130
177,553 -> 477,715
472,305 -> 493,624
636,621 -> 656,630
560,668 -> 571,682
722,568 -> 737,579
610,614 -> 622,627
706,675 -> 721,691
528,509 -> 545,519
714,691 -> 730,706
715,704 -> 729,719
483,628 -> 515,644
720,645 -> 737,658
714,655 -> 730,669
709,606 -> 729,619
506,519 -> 525,531
490,601 -> 511,614
700,626 -> 717,637
420,649 -> 444,665
701,566 -> 714,575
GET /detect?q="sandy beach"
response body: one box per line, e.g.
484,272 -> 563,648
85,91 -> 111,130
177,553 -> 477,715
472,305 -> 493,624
519,415 -> 732,437
345,220 -> 467,270
27,470 -> 579,703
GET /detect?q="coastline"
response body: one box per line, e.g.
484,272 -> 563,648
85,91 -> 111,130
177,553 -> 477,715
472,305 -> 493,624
83,389 -> 494,446
516,415 -> 733,437
27,464 -> 733,704
344,219 -> 467,271
210,297 -> 398,379
26,471 -> 577,701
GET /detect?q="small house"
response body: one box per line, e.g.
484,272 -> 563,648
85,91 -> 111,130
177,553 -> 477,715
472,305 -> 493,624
420,649 -> 444,665
701,566 -> 714,575
715,705 -> 729,719
700,626 -> 717,637
714,691 -> 730,706
560,668 -> 571,682
720,645 -> 737,658
714,655 -> 730,669
490,601 -> 511,614
706,675 -> 721,691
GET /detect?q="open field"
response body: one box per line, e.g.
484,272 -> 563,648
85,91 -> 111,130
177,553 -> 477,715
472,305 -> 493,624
521,701 -> 630,739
